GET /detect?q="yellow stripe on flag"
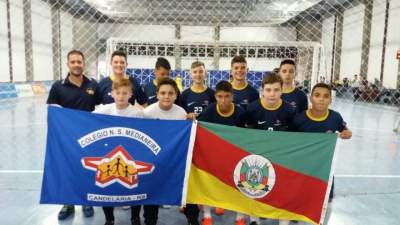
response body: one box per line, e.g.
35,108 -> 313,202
187,165 -> 317,225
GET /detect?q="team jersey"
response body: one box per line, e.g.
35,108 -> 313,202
198,103 -> 246,127
292,109 -> 347,133
143,103 -> 187,120
246,99 -> 296,131
97,75 -> 147,105
179,87 -> 215,116
281,87 -> 308,112
232,83 -> 259,110
93,103 -> 144,118
47,75 -> 100,111
143,80 -> 158,105
143,80 -> 181,105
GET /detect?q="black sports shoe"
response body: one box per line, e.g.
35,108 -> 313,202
188,220 -> 200,225
249,222 -> 258,225
132,218 -> 141,225
58,205 -> 74,220
105,220 -> 114,225
82,206 -> 94,217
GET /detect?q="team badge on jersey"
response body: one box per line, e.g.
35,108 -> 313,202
233,155 -> 276,199
86,88 -> 95,95
82,145 -> 154,189
241,99 -> 249,105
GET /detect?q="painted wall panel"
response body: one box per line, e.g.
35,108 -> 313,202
383,0 -> 400,88
31,0 -> 53,81
0,0 -> 10,82
340,4 -> 365,79
368,0 -> 386,84
9,0 -> 26,82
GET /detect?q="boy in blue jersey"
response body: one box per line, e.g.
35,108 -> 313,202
199,81 -> 246,127
247,74 -> 296,131
98,50 -> 148,106
196,81 -> 247,225
180,61 -> 215,118
230,56 -> 259,110
292,83 -> 352,138
293,83 -> 352,202
143,57 -> 172,105
279,59 -> 308,112
246,74 -> 297,225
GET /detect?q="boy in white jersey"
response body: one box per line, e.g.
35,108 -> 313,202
94,79 -> 144,118
142,78 -> 193,225
93,79 -> 144,225
144,78 -> 187,120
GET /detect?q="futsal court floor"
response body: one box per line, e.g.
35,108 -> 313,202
0,96 -> 399,225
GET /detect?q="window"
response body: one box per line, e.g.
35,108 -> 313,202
207,47 -> 214,57
148,45 -> 156,56
166,46 -> 174,56
138,45 -> 147,56
229,47 -> 237,57
157,46 -> 166,56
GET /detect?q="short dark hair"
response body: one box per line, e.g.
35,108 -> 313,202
191,61 -> 205,69
231,55 -> 247,66
215,80 -> 233,93
279,59 -> 296,69
262,73 -> 283,88
155,57 -> 171,70
156,78 -> 178,94
311,83 -> 332,96
67,50 -> 84,61
111,50 -> 127,61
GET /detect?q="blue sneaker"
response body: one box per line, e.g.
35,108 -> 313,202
58,205 -> 74,220
82,206 -> 94,217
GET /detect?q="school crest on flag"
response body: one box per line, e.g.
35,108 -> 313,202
81,145 -> 155,189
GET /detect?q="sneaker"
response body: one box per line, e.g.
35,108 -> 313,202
249,222 -> 258,225
188,221 -> 200,225
161,205 -> 172,209
202,217 -> 212,225
235,218 -> 246,225
58,205 -> 74,220
82,206 -> 94,217
214,207 -> 225,216
105,220 -> 114,225
132,218 -> 141,225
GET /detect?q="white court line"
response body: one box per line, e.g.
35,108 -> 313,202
0,170 -> 43,174
333,100 -> 399,113
0,122 -> 46,128
350,127 -> 394,133
335,174 -> 400,178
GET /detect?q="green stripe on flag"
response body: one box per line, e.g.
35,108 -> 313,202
199,122 -> 337,182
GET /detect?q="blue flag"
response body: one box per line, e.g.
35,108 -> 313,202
40,106 -> 196,206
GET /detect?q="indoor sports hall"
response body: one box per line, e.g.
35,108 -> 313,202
0,0 -> 399,225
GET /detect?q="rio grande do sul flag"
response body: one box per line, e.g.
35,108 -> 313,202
40,106 -> 196,206
187,122 -> 338,225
